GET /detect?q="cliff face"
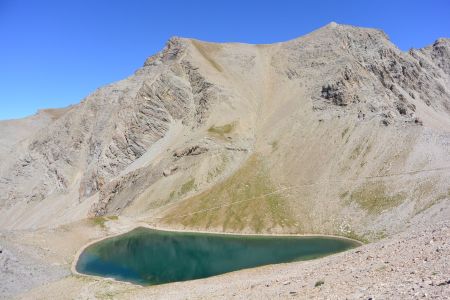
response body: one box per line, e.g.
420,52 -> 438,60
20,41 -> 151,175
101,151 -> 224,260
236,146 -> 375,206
0,23 -> 449,240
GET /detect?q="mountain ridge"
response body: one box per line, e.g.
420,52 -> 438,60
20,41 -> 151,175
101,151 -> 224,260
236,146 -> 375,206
0,23 -> 449,241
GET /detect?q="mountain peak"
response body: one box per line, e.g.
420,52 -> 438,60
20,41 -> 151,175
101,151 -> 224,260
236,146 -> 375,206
326,21 -> 339,28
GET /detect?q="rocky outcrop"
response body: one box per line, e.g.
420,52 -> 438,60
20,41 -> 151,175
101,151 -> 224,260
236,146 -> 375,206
415,38 -> 450,76
163,166 -> 178,177
310,25 -> 450,126
0,37 -> 224,208
173,145 -> 209,158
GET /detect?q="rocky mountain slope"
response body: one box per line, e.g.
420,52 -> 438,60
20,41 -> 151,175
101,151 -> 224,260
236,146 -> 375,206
1,22 -> 450,299
0,108 -> 68,159
1,23 -> 450,242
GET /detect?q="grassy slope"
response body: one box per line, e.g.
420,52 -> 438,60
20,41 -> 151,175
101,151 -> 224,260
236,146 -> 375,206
162,155 -> 297,233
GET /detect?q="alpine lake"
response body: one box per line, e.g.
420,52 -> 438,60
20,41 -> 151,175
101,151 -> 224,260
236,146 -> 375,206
75,227 -> 360,285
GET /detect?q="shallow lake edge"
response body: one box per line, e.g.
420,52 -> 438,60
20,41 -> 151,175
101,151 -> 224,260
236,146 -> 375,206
71,224 -> 363,286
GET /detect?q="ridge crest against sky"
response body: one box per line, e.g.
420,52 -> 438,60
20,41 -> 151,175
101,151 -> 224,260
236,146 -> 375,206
1,0 -> 449,120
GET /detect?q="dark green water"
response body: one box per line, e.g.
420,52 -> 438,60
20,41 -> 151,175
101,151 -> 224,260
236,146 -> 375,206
75,227 -> 359,285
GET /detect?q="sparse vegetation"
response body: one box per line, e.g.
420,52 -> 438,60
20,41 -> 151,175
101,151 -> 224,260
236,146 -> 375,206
208,122 -> 236,138
154,178 -> 199,209
207,154 -> 229,183
90,216 -> 118,228
350,144 -> 363,159
90,216 -> 107,228
72,274 -> 96,283
95,291 -> 115,300
270,141 -> 279,152
374,230 -> 388,240
350,139 -> 371,160
339,191 -> 349,199
340,228 -> 369,243
179,178 -> 197,196
315,280 -> 325,287
350,182 -> 406,214
362,144 -> 372,157
414,188 -> 450,215
341,127 -> 349,138
163,155 -> 297,232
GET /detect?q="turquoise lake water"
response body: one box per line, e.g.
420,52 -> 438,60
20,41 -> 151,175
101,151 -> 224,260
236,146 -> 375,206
75,227 -> 359,285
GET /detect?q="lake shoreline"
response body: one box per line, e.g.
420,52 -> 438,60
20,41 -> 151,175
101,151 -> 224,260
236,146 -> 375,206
71,221 -> 363,286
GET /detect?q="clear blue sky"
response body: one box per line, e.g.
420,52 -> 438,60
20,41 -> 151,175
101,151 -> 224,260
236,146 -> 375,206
1,0 -> 449,120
